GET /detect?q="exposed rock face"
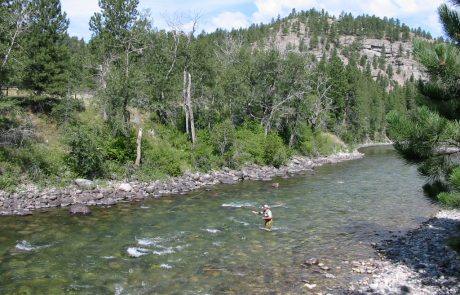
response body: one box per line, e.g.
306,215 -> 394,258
272,18 -> 429,86
69,204 -> 91,215
0,151 -> 364,216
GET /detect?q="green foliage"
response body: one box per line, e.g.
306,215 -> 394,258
0,142 -> 73,190
65,124 -> 107,179
140,139 -> 186,178
106,134 -> 137,163
22,0 -> 70,96
450,166 -> 460,190
263,132 -> 289,168
233,123 -> 266,166
437,192 -> 460,208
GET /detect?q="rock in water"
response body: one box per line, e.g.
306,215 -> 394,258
118,183 -> 133,192
74,178 -> 94,188
69,204 -> 91,215
304,258 -> 319,266
271,183 -> 279,188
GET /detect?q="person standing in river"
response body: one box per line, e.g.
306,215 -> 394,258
252,205 -> 273,231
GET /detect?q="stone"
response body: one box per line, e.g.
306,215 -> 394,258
118,183 -> 133,192
69,204 -> 91,215
271,183 -> 279,188
304,258 -> 319,266
74,179 -> 94,188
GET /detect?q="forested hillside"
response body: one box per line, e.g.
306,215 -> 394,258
0,0 -> 435,190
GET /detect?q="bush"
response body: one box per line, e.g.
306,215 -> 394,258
191,141 -> 217,171
263,132 -> 289,168
0,162 -> 20,191
141,139 -> 187,177
233,123 -> 266,166
210,119 -> 235,156
298,130 -> 346,156
106,134 -> 137,163
50,98 -> 84,124
65,125 -> 107,179
449,166 -> 460,190
437,192 -> 460,208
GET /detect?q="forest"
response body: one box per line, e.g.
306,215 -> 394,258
0,0 -> 435,191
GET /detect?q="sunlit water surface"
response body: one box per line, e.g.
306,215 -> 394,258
0,147 -> 439,294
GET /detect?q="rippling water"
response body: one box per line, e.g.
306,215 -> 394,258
0,147 -> 439,294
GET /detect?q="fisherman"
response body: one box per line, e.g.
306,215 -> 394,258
252,204 -> 273,231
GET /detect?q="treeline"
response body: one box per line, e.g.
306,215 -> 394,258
227,8 -> 434,47
0,0 -> 422,190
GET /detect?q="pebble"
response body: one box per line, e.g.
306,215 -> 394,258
0,152 -> 364,216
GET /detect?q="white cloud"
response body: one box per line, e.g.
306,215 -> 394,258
60,0 -> 445,40
209,11 -> 249,30
61,0 -> 100,18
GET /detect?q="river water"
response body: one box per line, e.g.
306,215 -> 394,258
0,147 -> 439,294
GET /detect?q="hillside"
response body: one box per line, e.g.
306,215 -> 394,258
225,9 -> 434,86
0,4 -> 434,190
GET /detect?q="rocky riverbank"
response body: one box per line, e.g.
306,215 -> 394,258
347,209 -> 460,295
0,151 -> 363,216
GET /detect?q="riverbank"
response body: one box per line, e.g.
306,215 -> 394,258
0,150 -> 364,216
347,209 -> 460,294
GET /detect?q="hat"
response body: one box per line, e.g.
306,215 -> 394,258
263,204 -> 270,209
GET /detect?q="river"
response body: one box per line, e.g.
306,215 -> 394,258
0,147 -> 439,294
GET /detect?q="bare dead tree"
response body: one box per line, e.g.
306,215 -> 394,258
165,13 -> 199,144
308,75 -> 334,131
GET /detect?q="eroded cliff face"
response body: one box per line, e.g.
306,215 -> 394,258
264,18 -> 429,85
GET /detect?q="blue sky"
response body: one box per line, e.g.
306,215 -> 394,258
61,0 -> 445,41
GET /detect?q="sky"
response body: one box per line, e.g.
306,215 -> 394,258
61,0 -> 446,41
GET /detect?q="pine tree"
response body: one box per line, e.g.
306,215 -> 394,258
387,0 -> 460,206
22,0 -> 69,96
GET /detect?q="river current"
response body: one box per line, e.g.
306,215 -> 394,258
0,147 -> 439,294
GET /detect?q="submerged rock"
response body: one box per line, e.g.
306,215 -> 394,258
69,204 -> 91,215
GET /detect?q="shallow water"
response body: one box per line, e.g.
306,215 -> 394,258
0,147 -> 439,294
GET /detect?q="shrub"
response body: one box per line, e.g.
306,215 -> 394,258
233,124 -> 266,166
437,192 -> 460,208
210,119 -> 235,157
263,132 -> 289,168
141,139 -> 186,177
65,125 -> 107,179
0,162 -> 20,191
50,98 -> 84,124
106,134 -> 137,163
191,141 -> 217,172
449,166 -> 460,190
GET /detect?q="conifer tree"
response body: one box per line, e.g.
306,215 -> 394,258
22,0 -> 69,96
388,0 -> 460,206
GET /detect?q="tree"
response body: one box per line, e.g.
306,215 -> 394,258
22,0 -> 69,96
89,0 -> 149,136
0,0 -> 30,91
387,0 -> 460,206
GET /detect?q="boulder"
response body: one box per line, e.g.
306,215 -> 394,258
74,179 -> 94,188
118,183 -> 133,192
271,183 -> 279,188
69,204 -> 91,215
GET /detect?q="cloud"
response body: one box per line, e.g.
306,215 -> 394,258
208,11 -> 249,31
61,0 -> 445,40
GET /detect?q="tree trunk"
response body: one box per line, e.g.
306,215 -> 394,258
135,127 -> 143,166
187,71 -> 196,145
183,69 -> 189,135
